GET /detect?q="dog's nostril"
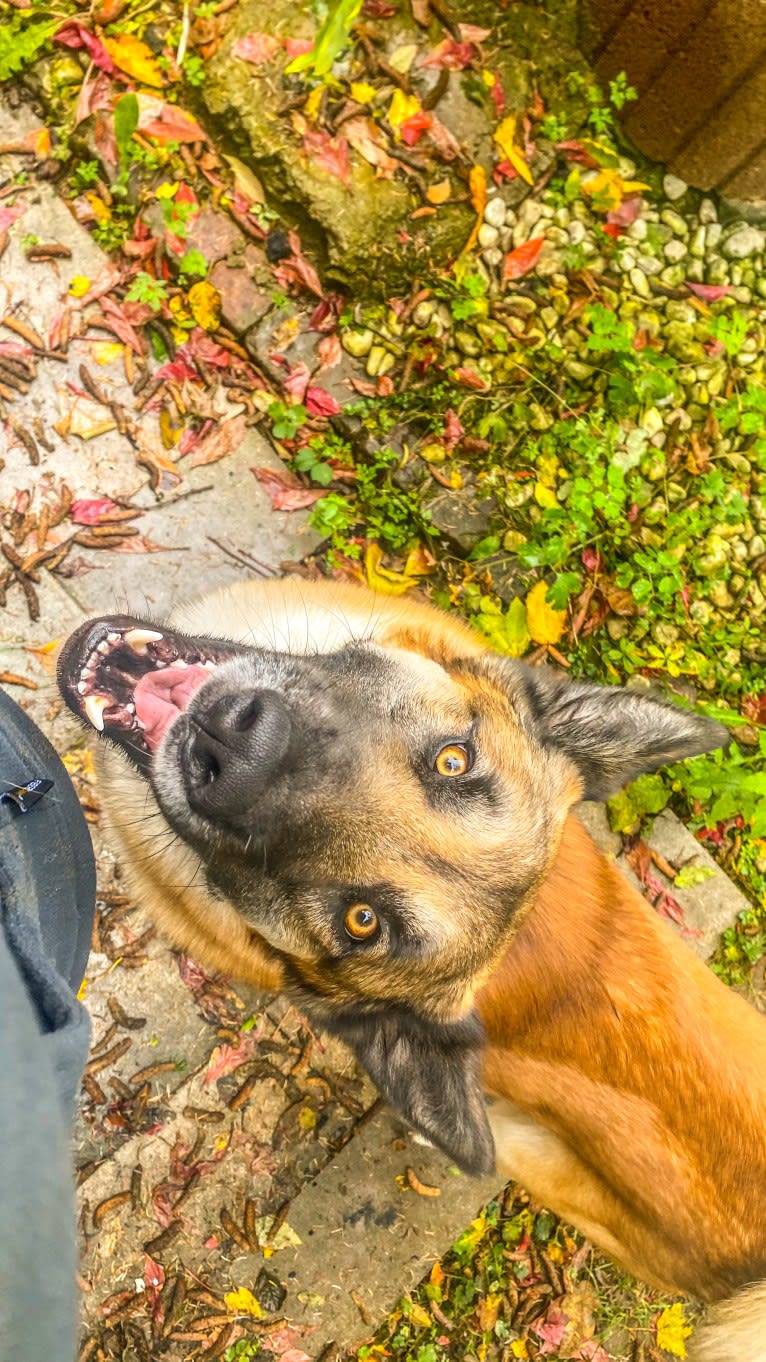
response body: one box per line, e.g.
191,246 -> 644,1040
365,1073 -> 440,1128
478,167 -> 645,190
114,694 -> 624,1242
233,695 -> 262,733
203,753 -> 220,783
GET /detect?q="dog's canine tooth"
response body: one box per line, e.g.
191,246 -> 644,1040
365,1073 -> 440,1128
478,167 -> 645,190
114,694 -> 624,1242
124,627 -> 164,652
83,693 -> 110,731
97,640 -> 110,654
77,680 -> 88,695
107,631 -> 121,643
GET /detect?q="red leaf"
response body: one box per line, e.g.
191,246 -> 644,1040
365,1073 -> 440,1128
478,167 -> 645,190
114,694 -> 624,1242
607,193 -> 642,227
188,414 -> 248,467
305,385 -> 341,417
503,236 -> 545,280
452,366 -> 489,390
443,408 -> 464,448
686,281 -> 733,302
302,129 -> 351,184
204,1032 -> 259,1085
581,546 -> 603,573
232,32 -> 282,64
70,498 -> 122,525
142,1254 -> 165,1307
557,139 -> 600,168
282,362 -> 311,400
486,71 -> 505,115
0,204 -> 25,232
273,230 -> 324,299
284,37 -> 313,59
136,96 -> 206,145
316,333 -> 342,370
74,70 -> 113,126
601,222 -> 624,239
420,37 -> 476,69
251,466 -> 328,510
400,111 -> 433,146
54,21 -> 114,73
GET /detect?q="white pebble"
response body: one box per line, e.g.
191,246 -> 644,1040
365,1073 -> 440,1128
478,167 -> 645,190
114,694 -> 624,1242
699,197 -> 718,224
664,239 -> 687,263
477,222 -> 500,249
483,195 -> 507,229
663,173 -> 688,200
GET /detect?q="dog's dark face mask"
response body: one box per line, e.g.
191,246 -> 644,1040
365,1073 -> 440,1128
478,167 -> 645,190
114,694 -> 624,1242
58,611 -> 726,1174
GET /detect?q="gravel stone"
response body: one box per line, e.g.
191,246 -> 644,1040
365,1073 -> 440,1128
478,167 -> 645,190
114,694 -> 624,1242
477,223 -> 500,249
663,173 -> 688,200
629,268 -> 651,298
636,254 -> 664,276
483,195 -> 507,229
699,197 -> 718,224
664,239 -> 687,263
722,225 -> 765,259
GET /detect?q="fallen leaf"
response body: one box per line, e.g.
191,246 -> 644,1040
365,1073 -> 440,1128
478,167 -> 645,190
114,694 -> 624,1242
685,281 -> 733,302
493,113 -> 533,185
232,32 -> 282,64
188,413 -> 247,467
427,177 -> 452,204
400,111 -> 432,146
187,280 -> 221,331
103,33 -> 164,87
503,236 -> 545,280
301,127 -> 351,183
420,37 -> 476,69
251,466 -> 327,510
388,89 -> 422,132
204,1032 -> 259,1085
364,542 -> 421,595
136,96 -> 206,145
305,385 -> 341,417
581,167 -> 650,212
526,580 -> 566,645
344,116 -> 399,177
54,20 -> 114,73
70,498 -> 124,525
656,1303 -> 693,1359
225,1287 -> 264,1318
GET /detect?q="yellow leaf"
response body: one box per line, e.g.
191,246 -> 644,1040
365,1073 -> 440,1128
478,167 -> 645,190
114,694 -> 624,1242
224,1288 -> 264,1318
427,177 -> 452,205
350,81 -> 376,104
493,113 -> 533,185
62,749 -> 95,780
77,978 -> 88,1001
365,543 -> 420,596
534,481 -> 558,509
469,163 -> 487,216
390,43 -> 418,73
85,193 -> 111,224
404,1301 -> 432,1329
68,275 -> 92,298
223,155 -> 266,205
103,34 -> 164,88
304,84 -> 323,122
298,1105 -> 317,1130
581,167 -> 650,211
92,341 -> 124,366
187,281 -> 221,332
481,68 -> 496,88
155,181 -> 178,200
656,1303 -> 693,1359
510,1343 -> 529,1359
388,89 -> 421,131
525,580 -> 566,646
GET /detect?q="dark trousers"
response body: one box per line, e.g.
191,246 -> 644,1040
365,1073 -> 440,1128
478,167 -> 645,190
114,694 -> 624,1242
0,690 -> 95,1362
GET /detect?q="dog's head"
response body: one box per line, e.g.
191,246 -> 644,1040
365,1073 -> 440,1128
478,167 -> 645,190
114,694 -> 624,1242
58,586 -> 726,1173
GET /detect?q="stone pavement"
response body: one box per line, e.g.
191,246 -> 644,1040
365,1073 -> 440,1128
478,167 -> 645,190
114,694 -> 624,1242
0,105 -> 753,1362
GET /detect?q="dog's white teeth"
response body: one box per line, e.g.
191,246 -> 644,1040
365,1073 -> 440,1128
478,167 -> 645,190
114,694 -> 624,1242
172,658 -> 188,669
124,628 -> 164,653
97,640 -> 110,654
202,659 -> 217,671
126,702 -> 135,714
80,666 -> 91,682
84,693 -> 110,732
107,631 -> 120,644
77,680 -> 88,695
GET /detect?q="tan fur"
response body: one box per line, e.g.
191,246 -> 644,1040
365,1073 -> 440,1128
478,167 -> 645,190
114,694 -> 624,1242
79,577 -> 766,1352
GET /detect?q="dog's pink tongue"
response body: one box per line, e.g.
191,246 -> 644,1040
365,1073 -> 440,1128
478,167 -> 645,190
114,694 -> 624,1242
134,665 -> 211,752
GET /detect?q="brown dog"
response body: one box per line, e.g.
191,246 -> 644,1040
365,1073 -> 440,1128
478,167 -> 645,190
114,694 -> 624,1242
58,578 -> 766,1361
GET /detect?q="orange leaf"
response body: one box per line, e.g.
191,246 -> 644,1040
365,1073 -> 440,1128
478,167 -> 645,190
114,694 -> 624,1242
426,177 -> 452,205
103,34 -> 164,88
503,236 -> 544,280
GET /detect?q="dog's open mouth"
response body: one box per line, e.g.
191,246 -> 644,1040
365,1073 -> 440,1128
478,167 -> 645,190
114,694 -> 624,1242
58,615 -> 238,769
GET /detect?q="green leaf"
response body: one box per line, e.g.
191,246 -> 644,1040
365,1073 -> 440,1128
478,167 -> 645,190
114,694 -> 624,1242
285,0 -> 363,76
674,864 -> 716,889
114,93 -> 139,171
0,15 -> 59,81
607,773 -> 669,835
502,596 -> 531,657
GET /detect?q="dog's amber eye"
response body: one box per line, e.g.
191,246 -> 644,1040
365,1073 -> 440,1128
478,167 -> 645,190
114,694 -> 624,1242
344,903 -> 379,940
434,744 -> 471,777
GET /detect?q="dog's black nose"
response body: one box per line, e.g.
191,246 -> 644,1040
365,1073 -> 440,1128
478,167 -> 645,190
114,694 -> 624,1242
187,689 -> 291,817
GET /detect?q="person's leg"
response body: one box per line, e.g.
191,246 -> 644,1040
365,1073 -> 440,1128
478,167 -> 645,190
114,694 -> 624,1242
0,690 -> 96,1362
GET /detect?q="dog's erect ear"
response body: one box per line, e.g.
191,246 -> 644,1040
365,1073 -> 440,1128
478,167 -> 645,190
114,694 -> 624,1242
326,1008 -> 495,1175
511,662 -> 728,801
